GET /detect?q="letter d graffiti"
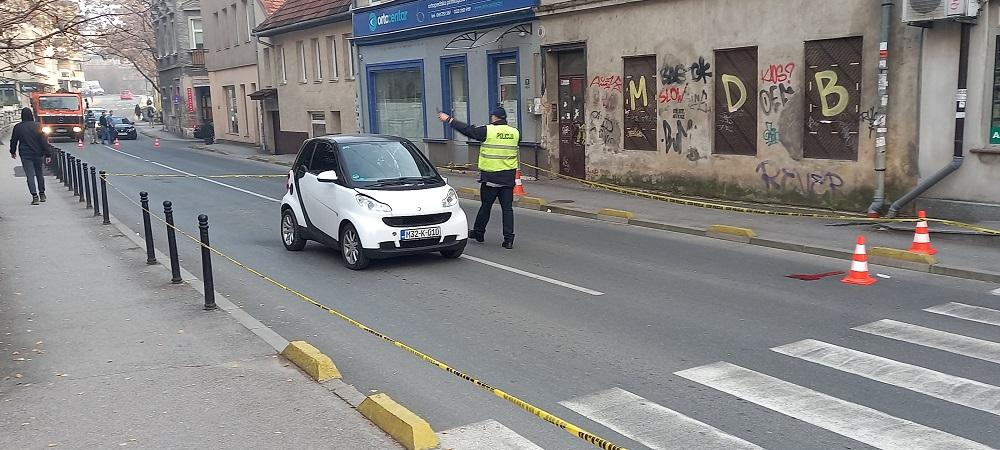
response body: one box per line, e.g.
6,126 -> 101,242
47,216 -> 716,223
815,70 -> 849,117
721,74 -> 747,113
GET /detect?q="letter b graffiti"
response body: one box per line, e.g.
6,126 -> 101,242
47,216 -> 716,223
815,70 -> 849,117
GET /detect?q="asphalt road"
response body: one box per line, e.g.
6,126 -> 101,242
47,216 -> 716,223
54,132 -> 1000,450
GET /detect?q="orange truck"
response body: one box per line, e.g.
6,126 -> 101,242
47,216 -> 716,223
30,91 -> 84,141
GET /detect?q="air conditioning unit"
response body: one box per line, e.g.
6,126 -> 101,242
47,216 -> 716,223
902,0 -> 980,23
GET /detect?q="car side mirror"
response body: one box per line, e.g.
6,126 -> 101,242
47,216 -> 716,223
317,170 -> 339,182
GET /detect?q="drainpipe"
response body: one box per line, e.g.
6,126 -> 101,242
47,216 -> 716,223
867,0 -> 893,217
887,21 -> 971,218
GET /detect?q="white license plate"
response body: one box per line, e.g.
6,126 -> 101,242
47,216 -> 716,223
400,227 -> 441,241
118,131 -> 128,135
56,128 -> 67,133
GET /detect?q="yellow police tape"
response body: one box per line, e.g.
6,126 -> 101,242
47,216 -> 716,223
107,173 -> 286,178
441,162 -> 1000,236
102,176 -> 626,450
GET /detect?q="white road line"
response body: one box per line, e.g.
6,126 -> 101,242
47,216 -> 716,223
853,319 -> 1000,364
926,302 -> 1000,328
559,387 -> 762,450
101,145 -> 281,203
675,361 -> 993,450
460,254 -> 604,296
772,339 -> 1000,416
990,288 -> 1000,296
437,419 -> 545,450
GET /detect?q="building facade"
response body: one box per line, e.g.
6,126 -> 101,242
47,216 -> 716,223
533,0 -> 926,213
351,0 -> 541,167
152,0 -> 212,136
203,0 -> 283,146
253,0 -> 359,154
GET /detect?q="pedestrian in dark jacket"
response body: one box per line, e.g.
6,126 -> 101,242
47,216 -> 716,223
9,107 -> 52,205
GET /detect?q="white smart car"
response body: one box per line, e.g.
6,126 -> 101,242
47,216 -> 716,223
280,135 -> 468,270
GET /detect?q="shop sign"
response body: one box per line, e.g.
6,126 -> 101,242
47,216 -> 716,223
354,0 -> 537,38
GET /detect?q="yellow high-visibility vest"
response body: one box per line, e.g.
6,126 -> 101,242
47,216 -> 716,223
478,124 -> 520,172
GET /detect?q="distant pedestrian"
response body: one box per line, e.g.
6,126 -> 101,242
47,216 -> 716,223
105,110 -> 116,143
134,104 -> 142,121
438,106 -> 519,249
9,107 -> 52,205
98,111 -> 109,144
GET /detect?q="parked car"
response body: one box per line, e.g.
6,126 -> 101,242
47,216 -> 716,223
109,116 -> 138,140
280,135 -> 468,270
119,90 -> 133,100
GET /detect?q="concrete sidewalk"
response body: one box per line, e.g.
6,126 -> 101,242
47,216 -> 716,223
0,146 -> 399,448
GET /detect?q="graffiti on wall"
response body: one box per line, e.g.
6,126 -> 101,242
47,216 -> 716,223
755,160 -> 844,196
623,57 -> 658,151
590,75 -> 623,93
659,57 -> 713,86
713,47 -> 758,156
803,37 -> 863,160
759,63 -> 796,115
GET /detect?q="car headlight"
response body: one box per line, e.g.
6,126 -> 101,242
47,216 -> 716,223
41,126 -> 52,134
72,126 -> 81,132
355,194 -> 392,213
442,188 -> 458,207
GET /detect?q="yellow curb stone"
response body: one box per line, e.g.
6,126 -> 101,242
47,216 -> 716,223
280,341 -> 341,382
358,393 -> 438,450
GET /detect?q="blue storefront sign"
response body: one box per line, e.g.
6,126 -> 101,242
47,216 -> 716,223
354,0 -> 537,38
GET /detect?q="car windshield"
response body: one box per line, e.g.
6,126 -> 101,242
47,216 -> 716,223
110,117 -> 130,125
339,141 -> 439,187
39,96 -> 80,110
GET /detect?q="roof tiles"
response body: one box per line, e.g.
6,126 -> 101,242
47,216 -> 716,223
255,0 -> 351,34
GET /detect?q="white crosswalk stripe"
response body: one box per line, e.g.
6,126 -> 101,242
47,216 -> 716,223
853,319 -> 1000,364
925,302 -> 1000,328
436,420 -> 545,450
675,361 -> 993,450
559,387 -> 762,450
772,339 -> 1000,416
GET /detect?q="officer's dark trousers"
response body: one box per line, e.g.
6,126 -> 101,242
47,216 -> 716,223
474,183 -> 514,240
20,155 -> 45,196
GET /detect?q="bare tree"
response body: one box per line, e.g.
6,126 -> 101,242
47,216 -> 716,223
85,0 -> 159,93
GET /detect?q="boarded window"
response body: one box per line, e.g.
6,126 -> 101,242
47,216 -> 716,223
622,56 -> 657,151
713,47 -> 758,155
804,37 -> 862,160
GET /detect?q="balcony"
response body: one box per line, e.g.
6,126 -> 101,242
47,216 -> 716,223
189,49 -> 207,67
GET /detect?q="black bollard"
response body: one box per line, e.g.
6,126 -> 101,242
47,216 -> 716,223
67,155 -> 74,191
91,167 -> 100,217
77,160 -> 85,203
140,192 -> 157,264
83,163 -> 92,208
55,151 -> 62,182
99,171 -> 110,225
60,152 -> 67,184
198,214 -> 216,310
163,201 -> 182,284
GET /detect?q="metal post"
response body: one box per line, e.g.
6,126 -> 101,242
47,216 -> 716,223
72,156 -> 79,193
140,192 -> 157,264
67,155 -> 74,190
54,150 -> 62,182
100,171 -> 110,225
198,214 -> 216,310
59,152 -> 66,183
163,201 -> 182,284
83,163 -> 92,207
91,167 -> 100,217
77,160 -> 85,203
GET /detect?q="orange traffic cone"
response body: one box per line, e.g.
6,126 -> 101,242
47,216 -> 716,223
513,169 -> 526,196
77,138 -> 84,148
842,235 -> 877,286
114,138 -> 120,150
908,210 -> 938,255
154,137 -> 160,149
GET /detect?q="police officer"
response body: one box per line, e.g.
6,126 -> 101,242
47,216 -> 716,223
438,106 -> 519,249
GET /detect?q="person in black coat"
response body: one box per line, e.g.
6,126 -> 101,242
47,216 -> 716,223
9,107 -> 53,205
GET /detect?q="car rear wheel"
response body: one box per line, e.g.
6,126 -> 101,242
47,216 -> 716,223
281,210 -> 306,251
339,223 -> 370,270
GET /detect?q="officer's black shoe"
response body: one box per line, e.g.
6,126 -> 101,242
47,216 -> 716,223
30,195 -> 39,205
501,238 -> 514,249
469,229 -> 484,243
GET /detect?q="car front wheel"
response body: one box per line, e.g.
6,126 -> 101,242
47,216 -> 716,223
281,210 -> 306,251
339,223 -> 370,270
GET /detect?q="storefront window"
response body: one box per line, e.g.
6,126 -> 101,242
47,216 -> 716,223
496,58 -> 519,129
224,85 -> 238,133
372,66 -> 424,141
442,57 -> 468,139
